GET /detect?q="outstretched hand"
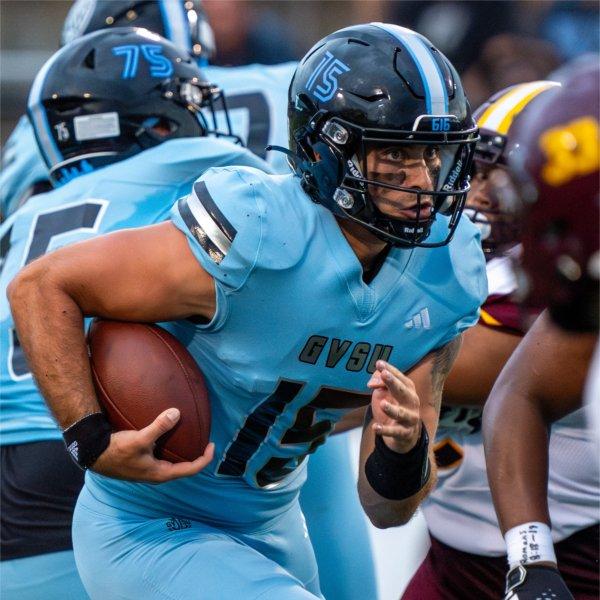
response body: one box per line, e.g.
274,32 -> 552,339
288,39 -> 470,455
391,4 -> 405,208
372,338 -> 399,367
92,408 -> 215,483
367,360 -> 422,454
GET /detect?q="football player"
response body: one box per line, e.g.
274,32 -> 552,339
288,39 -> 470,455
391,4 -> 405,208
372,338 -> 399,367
402,81 -> 599,600
63,0 -> 297,174
3,2 -> 382,598
9,23 -> 486,599
3,2 -> 383,597
0,27 -> 270,600
0,0 -> 295,222
482,63 -> 599,600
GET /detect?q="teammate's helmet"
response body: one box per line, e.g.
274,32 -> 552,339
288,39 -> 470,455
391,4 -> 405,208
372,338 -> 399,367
28,27 -> 225,187
62,0 -> 215,64
509,63 -> 599,332
468,81 -> 560,258
287,23 -> 478,247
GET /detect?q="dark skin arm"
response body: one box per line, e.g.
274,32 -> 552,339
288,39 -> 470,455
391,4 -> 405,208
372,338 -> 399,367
8,222 -> 216,482
482,310 -> 597,537
357,336 -> 462,528
443,322 -> 522,406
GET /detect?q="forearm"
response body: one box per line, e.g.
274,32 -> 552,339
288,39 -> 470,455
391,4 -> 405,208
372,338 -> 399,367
358,439 -> 436,528
333,406 -> 366,434
357,340 -> 459,527
482,383 -> 550,533
482,313 -> 596,535
8,264 -> 100,428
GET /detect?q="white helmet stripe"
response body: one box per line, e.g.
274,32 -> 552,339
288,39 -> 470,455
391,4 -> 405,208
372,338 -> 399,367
371,22 -> 449,115
477,81 -> 560,134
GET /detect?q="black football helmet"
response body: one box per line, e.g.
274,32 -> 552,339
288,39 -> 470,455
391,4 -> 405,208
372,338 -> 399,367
286,23 -> 478,247
28,27 -> 230,187
508,63 -> 599,332
62,0 -> 215,64
468,81 -> 560,258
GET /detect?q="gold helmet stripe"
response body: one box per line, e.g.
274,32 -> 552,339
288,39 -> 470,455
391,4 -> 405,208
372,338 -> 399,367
477,81 -> 560,135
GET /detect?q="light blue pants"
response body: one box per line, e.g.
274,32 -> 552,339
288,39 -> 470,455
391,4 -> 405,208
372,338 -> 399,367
300,432 -> 378,600
0,550 -> 90,600
73,485 -> 322,600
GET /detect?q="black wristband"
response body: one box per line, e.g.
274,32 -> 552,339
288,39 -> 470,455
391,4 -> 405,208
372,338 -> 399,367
364,424 -> 431,500
62,412 -> 112,470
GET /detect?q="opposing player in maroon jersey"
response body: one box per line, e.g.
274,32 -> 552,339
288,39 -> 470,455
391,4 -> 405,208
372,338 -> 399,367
403,80 -> 599,600
483,62 -> 599,600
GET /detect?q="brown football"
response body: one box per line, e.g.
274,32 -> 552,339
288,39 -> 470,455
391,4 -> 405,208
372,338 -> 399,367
88,319 -> 211,463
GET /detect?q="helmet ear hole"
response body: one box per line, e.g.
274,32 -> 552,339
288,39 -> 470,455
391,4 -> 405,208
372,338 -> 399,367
84,49 -> 96,69
149,116 -> 178,137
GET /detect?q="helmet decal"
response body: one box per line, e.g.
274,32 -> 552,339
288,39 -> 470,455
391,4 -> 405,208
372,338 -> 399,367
112,42 -> 174,79
306,51 -> 351,102
539,116 -> 599,187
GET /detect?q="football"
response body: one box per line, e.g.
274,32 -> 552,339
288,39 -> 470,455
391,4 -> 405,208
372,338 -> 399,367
88,319 -> 211,463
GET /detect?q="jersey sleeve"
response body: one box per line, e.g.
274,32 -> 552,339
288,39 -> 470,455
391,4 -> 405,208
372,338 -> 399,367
479,293 -> 525,335
170,166 -> 268,291
478,253 -> 531,335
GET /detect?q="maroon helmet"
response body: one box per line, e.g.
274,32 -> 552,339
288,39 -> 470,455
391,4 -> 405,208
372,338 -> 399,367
509,63 -> 599,331
468,81 -> 559,259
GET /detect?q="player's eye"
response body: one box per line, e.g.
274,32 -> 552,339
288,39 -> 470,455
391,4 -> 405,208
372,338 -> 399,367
382,147 -> 403,161
424,146 -> 440,161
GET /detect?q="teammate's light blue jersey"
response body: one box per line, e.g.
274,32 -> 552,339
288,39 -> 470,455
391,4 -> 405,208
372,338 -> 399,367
193,62 -> 296,174
0,116 -> 49,219
86,165 -> 487,525
0,139 -> 270,446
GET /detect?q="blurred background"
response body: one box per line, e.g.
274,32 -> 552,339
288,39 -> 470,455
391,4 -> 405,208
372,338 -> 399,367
1,0 -> 599,144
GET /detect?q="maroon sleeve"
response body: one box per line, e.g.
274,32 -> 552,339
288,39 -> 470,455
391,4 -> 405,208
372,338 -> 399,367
479,293 -> 539,335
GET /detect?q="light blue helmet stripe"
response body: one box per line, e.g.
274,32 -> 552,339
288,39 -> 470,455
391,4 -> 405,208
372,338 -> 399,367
159,0 -> 191,52
27,47 -> 70,167
371,23 -> 449,115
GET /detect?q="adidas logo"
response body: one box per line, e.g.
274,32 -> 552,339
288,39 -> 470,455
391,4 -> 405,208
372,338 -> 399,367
67,441 -> 79,462
404,308 -> 431,330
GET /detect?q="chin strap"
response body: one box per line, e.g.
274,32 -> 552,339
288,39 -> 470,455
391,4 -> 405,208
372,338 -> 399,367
265,145 -> 307,169
266,145 -> 320,196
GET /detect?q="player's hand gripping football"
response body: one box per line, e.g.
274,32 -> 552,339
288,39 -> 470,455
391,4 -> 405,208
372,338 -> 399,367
93,408 -> 215,483
367,360 -> 422,454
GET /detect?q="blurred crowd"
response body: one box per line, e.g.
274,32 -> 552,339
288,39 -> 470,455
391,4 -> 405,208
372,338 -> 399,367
201,0 -> 598,108
2,1 -> 599,144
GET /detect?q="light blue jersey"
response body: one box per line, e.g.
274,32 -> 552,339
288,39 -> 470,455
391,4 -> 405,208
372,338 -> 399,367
204,62 -> 297,174
86,165 -> 487,524
0,116 -> 49,219
0,138 -> 270,446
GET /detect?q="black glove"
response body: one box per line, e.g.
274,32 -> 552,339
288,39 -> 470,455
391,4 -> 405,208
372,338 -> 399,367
504,564 -> 574,600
